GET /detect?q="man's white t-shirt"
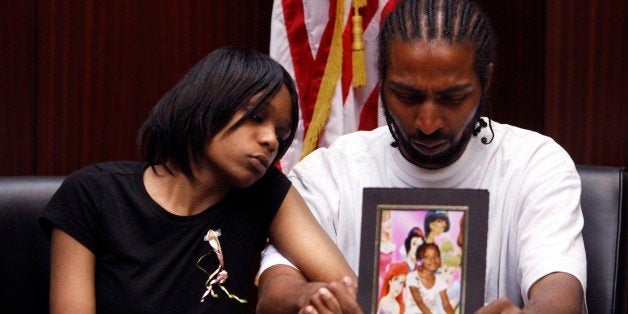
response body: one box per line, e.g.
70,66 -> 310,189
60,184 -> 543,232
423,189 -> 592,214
261,121 -> 586,307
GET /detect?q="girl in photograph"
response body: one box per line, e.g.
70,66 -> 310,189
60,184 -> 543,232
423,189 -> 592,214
405,243 -> 455,314
377,262 -> 408,314
40,47 -> 354,313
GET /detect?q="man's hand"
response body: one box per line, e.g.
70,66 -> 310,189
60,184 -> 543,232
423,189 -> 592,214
297,277 -> 361,314
475,299 -> 523,314
257,265 -> 362,314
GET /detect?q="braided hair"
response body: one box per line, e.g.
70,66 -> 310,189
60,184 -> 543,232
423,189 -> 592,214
378,0 -> 497,145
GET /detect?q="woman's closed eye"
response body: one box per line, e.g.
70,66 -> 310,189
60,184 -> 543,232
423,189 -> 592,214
249,112 -> 290,144
250,113 -> 264,123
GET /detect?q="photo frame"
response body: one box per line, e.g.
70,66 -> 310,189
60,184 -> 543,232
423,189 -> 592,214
357,188 -> 489,314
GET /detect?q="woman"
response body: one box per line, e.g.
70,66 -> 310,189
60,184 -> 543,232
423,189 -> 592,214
377,263 -> 408,314
405,243 -> 454,314
40,47 -> 354,313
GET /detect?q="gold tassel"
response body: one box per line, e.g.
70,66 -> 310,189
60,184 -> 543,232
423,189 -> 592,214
299,0 -> 345,160
352,0 -> 367,87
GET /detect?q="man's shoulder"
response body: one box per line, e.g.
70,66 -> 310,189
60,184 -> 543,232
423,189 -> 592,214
494,122 -> 569,157
304,127 -> 389,163
492,121 -> 576,176
494,122 -> 550,143
329,126 -> 391,149
290,127 -> 390,177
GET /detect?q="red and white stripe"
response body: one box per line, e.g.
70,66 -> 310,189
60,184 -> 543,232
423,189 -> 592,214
271,0 -> 399,172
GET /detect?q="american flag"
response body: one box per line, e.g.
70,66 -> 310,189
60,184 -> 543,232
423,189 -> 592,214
270,0 -> 399,172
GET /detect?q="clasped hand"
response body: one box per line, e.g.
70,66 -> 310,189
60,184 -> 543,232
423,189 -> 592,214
297,277 -> 363,314
475,299 -> 524,314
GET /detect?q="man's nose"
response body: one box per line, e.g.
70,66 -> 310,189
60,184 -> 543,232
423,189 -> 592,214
415,100 -> 443,135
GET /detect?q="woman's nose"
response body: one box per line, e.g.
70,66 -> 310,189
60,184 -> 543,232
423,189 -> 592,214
259,126 -> 278,153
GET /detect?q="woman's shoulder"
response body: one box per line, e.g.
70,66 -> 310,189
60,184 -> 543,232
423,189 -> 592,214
245,166 -> 291,196
58,161 -> 143,193
232,167 -> 291,221
66,161 -> 143,181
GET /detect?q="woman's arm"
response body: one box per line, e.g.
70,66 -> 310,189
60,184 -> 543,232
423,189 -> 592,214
50,228 -> 96,314
257,265 -> 358,313
268,186 -> 356,283
439,289 -> 455,314
259,186 -> 359,313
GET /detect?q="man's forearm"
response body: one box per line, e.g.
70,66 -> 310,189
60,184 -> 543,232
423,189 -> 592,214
525,272 -> 583,313
476,272 -> 583,314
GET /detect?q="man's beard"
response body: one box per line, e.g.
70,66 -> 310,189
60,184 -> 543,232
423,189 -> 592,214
398,120 -> 475,169
382,97 -> 481,170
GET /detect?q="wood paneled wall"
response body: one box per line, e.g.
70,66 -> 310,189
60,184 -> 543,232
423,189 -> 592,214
1,1 -> 625,176
478,0 -> 546,133
479,0 -> 626,167
1,1 -> 37,175
2,1 -> 273,175
545,0 -> 627,167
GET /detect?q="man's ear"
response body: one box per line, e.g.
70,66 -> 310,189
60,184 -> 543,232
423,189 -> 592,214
485,63 -> 494,92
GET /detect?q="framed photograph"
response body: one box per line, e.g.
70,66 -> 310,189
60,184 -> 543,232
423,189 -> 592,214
357,188 -> 489,314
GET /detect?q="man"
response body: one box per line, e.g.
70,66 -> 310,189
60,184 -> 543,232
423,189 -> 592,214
257,0 -> 586,313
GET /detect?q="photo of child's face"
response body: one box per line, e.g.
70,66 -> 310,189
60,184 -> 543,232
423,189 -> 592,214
419,246 -> 441,272
389,274 -> 406,296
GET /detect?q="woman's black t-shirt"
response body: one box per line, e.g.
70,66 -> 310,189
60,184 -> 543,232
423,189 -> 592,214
40,161 -> 291,313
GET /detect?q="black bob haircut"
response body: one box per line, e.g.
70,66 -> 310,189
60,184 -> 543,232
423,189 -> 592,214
137,46 -> 299,180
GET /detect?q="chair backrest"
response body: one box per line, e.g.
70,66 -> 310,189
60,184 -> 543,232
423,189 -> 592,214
576,165 -> 626,314
0,176 -> 64,313
0,167 -> 625,312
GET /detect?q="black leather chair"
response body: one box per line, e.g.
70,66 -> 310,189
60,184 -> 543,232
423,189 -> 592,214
0,176 -> 64,313
577,165 -> 626,313
0,166 -> 625,313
